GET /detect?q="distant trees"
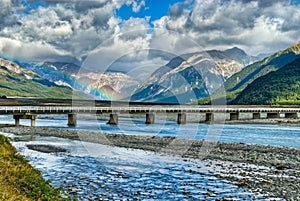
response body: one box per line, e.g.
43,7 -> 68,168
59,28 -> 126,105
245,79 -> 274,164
233,58 -> 300,105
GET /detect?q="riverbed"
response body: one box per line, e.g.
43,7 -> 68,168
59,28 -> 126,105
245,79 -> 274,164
4,133 -> 276,201
0,114 -> 299,200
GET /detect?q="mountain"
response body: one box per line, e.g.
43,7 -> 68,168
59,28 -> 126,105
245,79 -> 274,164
224,43 -> 300,102
11,59 -> 139,100
223,47 -> 253,65
233,57 -> 300,105
16,61 -> 78,89
253,53 -> 272,61
43,62 -> 80,76
75,72 -> 139,100
204,47 -> 260,79
131,47 -> 255,103
0,58 -> 74,98
224,47 -> 271,65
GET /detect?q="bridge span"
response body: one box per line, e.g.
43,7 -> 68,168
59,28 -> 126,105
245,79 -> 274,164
0,106 -> 299,126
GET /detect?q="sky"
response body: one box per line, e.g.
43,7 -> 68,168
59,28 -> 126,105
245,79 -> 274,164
1,0 -> 300,75
117,0 -> 187,23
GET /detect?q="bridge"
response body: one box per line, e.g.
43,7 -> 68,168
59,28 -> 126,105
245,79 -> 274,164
0,106 -> 300,127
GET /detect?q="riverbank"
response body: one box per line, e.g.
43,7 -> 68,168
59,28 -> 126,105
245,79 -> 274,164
1,125 -> 299,200
226,117 -> 300,126
0,134 -> 70,201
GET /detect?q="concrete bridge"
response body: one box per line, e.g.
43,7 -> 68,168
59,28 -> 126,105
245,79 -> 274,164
0,106 -> 300,127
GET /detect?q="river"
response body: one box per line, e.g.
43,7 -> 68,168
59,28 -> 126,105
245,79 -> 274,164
1,114 -> 299,148
1,114 -> 298,200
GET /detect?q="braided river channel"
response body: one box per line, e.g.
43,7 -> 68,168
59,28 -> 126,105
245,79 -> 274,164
1,114 -> 299,200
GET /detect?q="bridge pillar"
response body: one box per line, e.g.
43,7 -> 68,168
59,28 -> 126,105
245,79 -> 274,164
267,113 -> 280,119
14,117 -> 20,126
177,113 -> 187,124
253,113 -> 261,119
68,113 -> 77,127
285,113 -> 298,119
30,116 -> 36,127
229,112 -> 239,120
145,113 -> 155,124
13,115 -> 37,127
108,113 -> 118,125
205,113 -> 214,122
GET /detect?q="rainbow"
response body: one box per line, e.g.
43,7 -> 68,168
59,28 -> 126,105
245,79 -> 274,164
74,79 -> 124,101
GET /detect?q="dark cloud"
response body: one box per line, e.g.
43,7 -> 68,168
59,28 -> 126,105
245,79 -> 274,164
169,2 -> 185,18
74,0 -> 110,12
239,0 -> 289,7
0,0 -> 19,28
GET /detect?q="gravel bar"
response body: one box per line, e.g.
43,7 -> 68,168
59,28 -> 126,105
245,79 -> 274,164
1,125 -> 299,200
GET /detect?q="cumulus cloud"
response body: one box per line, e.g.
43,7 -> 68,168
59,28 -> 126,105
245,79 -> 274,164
0,0 -> 148,63
0,0 -> 11,14
155,0 -> 300,54
0,37 -> 77,63
81,27 -> 152,73
129,0 -> 145,13
0,0 -> 20,27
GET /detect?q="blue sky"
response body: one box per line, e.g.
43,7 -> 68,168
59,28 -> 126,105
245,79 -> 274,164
117,0 -> 186,23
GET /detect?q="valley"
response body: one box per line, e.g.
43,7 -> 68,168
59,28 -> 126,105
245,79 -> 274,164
1,43 -> 300,106
1,1 -> 300,201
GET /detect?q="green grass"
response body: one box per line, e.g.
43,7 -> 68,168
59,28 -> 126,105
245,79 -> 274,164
0,135 -> 72,201
196,90 -> 241,105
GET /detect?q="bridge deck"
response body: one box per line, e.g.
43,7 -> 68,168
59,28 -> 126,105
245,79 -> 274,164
1,106 -> 300,115
1,106 -> 299,126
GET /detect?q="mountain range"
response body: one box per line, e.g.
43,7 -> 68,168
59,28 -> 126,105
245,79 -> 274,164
0,58 -> 74,99
131,47 -> 260,103
75,72 -> 139,100
1,47 -> 257,103
2,43 -> 300,105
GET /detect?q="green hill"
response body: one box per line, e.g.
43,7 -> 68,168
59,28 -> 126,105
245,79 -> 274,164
224,43 -> 300,102
0,58 -> 73,99
233,57 -> 300,105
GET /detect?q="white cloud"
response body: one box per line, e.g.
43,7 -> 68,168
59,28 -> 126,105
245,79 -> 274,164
0,37 -> 75,62
0,0 -> 12,15
0,0 -> 153,63
82,28 -> 152,73
1,0 -> 300,70
0,1 -> 119,62
154,0 -> 300,55
131,0 -> 145,13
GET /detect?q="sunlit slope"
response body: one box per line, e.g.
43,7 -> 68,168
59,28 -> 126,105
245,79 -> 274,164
0,58 -> 73,98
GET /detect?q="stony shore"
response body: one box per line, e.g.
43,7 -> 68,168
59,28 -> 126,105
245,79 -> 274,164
1,125 -> 299,200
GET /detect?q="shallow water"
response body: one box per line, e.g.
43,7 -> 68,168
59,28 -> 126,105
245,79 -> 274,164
1,114 -> 299,148
9,135 -> 266,200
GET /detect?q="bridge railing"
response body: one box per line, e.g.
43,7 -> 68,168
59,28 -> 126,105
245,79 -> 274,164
1,106 -> 300,114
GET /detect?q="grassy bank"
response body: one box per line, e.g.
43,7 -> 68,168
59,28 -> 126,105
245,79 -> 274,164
0,135 -> 70,201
